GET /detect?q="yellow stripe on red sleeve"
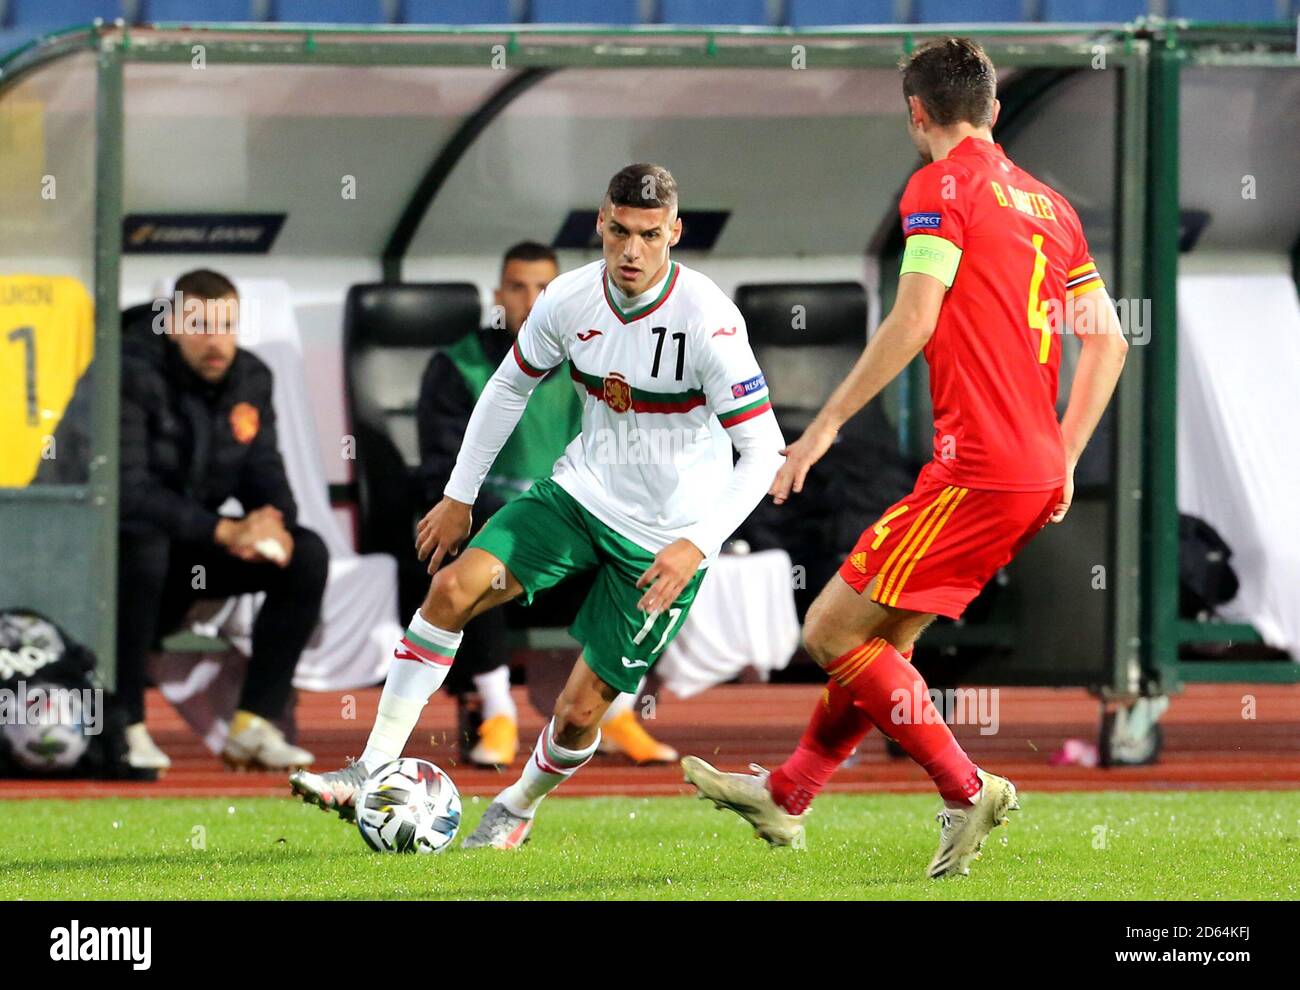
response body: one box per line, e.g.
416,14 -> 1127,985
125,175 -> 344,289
1066,262 -> 1105,295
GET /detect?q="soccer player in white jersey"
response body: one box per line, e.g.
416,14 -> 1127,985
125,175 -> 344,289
291,164 -> 785,848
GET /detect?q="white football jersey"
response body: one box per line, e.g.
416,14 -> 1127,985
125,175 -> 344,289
446,258 -> 784,557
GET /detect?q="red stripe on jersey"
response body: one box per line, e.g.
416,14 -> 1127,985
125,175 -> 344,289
512,340 -> 547,378
720,399 -> 772,428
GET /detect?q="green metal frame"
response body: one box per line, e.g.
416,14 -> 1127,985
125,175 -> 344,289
1110,41 -> 1150,696
1,20 -> 1296,692
1141,26 -> 1300,690
0,26 -> 124,680
1142,39 -> 1183,694
89,38 -> 125,689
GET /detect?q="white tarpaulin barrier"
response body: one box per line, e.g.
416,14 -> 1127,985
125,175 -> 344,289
1177,272 -> 1300,659
147,279 -> 400,750
655,548 -> 800,698
233,278 -> 401,690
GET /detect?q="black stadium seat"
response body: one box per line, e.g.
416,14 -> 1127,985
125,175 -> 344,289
735,281 -> 870,440
734,282 -> 914,617
342,282 -> 480,615
736,279 -> 907,483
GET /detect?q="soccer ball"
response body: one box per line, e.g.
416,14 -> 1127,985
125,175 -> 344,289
355,758 -> 461,854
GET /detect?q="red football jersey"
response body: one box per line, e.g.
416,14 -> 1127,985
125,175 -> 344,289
898,136 -> 1104,492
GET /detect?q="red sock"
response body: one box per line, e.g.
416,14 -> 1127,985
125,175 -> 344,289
769,680 -> 870,814
768,647 -> 915,816
826,638 -> 980,803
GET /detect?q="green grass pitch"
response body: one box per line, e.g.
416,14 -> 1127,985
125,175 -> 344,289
2,791 -> 1296,900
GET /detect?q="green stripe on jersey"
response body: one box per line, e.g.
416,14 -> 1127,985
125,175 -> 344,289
718,393 -> 771,426
603,262 -> 680,324
512,340 -> 547,377
569,365 -> 704,406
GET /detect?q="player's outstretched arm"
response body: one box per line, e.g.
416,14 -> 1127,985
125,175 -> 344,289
417,293 -> 565,572
1051,287 -> 1129,523
631,407 -> 774,610
636,318 -> 786,614
415,496 -> 474,575
638,409 -> 786,613
415,361 -> 539,573
771,272 -> 945,504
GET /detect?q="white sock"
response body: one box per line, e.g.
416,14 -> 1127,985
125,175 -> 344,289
497,718 -> 599,819
601,676 -> 645,724
360,610 -> 462,770
473,665 -> 517,722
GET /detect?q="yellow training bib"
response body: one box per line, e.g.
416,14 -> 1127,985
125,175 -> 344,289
0,275 -> 94,487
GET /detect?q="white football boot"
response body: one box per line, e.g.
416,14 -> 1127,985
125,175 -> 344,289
926,768 -> 1020,879
289,761 -> 371,821
461,801 -> 534,850
680,756 -> 806,846
124,723 -> 171,773
223,713 -> 314,771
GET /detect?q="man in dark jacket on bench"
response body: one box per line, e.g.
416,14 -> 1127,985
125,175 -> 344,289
117,269 -> 328,773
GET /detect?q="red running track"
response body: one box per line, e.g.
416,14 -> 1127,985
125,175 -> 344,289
1,683 -> 1296,799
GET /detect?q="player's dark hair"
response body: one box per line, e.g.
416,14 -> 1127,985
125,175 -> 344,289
900,37 -> 996,128
501,241 -> 558,275
604,163 -> 678,215
174,268 -> 238,301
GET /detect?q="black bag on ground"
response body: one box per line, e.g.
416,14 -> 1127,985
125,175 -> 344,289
0,608 -> 130,778
1178,514 -> 1240,618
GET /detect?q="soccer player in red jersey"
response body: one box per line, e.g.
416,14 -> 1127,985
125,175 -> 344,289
683,38 -> 1130,878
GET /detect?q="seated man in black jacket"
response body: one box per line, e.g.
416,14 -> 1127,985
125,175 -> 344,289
117,269 -> 328,773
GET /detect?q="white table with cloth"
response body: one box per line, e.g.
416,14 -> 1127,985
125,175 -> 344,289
1176,271 -> 1300,661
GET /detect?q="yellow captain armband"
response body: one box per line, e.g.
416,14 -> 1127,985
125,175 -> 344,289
900,234 -> 962,288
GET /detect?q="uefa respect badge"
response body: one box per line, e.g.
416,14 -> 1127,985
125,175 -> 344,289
730,373 -> 767,399
905,211 -> 942,232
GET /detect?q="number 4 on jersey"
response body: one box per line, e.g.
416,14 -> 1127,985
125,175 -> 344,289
1026,233 -> 1052,364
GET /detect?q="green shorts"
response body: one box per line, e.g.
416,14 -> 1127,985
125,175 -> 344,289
467,478 -> 706,694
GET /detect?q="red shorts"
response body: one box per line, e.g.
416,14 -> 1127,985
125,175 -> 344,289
838,463 -> 1061,619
